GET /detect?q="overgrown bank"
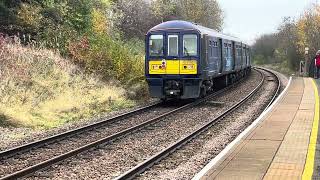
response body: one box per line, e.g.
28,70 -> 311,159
0,0 -> 224,129
0,37 -> 135,129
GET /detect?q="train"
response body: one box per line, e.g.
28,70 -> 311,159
145,20 -> 251,100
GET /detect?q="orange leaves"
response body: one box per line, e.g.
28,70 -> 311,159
68,36 -> 90,66
296,3 -> 320,55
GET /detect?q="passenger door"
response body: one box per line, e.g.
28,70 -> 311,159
208,39 -> 215,73
166,33 -> 180,74
218,39 -> 223,73
212,39 -> 219,73
232,42 -> 236,71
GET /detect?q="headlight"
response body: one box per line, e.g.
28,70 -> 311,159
183,65 -> 194,70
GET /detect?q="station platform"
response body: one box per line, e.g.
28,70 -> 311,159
193,77 -> 320,180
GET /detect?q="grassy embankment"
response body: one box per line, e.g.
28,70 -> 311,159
256,63 -> 296,76
0,38 -> 136,129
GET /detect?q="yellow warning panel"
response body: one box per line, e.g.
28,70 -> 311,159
148,60 -> 197,75
180,60 -> 197,74
165,60 -> 180,74
149,60 -> 165,74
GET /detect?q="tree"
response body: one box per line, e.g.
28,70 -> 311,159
116,0 -> 159,39
151,0 -> 179,22
151,0 -> 223,30
252,33 -> 278,64
177,0 -> 223,30
252,4 -> 320,72
277,17 -> 301,69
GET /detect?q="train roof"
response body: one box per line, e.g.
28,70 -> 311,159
148,20 -> 248,46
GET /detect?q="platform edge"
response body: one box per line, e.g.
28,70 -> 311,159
192,76 -> 293,180
302,79 -> 319,179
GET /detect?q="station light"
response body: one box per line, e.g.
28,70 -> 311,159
305,47 -> 309,55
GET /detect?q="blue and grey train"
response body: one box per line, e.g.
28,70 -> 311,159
145,20 -> 251,100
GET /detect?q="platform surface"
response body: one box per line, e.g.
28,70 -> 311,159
196,77 -> 320,180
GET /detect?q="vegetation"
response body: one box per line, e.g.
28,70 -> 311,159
0,36 -> 135,129
252,4 -> 320,74
0,0 -> 223,129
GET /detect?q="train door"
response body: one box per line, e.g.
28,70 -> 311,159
232,41 -> 236,71
240,43 -> 244,69
235,43 -> 241,71
218,39 -> 223,73
246,48 -> 250,67
166,33 -> 180,74
201,34 -> 209,73
224,41 -> 232,72
208,39 -> 214,72
242,46 -> 247,68
212,39 -> 219,73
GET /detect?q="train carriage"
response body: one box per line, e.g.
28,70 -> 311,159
145,20 -> 251,100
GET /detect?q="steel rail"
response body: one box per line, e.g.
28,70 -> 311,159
0,102 -> 162,159
0,75 -> 243,180
115,69 -> 270,180
256,67 -> 281,111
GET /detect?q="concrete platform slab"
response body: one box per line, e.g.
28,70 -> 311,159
193,77 -> 320,180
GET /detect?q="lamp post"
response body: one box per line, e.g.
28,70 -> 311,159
305,47 -> 309,77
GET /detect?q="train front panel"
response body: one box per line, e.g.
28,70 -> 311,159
145,31 -> 202,99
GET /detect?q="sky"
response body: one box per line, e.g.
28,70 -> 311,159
217,0 -> 318,45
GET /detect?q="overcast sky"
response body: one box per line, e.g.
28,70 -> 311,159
217,0 -> 318,44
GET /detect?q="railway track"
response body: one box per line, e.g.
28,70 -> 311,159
116,68 -> 281,179
0,102 -> 178,179
258,67 -> 281,111
0,73 -> 246,179
0,68 -> 278,180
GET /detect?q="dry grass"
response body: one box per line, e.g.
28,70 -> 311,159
257,63 -> 295,76
0,36 -> 135,129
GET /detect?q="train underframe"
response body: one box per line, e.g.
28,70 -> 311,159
147,67 -> 251,100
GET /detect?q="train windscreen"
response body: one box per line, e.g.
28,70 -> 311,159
149,35 -> 164,56
183,34 -> 198,56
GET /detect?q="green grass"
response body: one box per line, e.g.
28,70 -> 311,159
257,63 -> 295,76
0,38 -> 135,129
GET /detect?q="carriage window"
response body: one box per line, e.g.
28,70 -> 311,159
183,34 -> 198,56
168,35 -> 179,56
149,35 -> 164,56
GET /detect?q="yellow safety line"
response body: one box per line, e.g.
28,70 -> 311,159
302,79 -> 319,180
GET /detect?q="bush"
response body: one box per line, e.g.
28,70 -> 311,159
1,0 -> 150,102
253,54 -> 265,65
68,33 -> 145,83
0,36 -> 135,129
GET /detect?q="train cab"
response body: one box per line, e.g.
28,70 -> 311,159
145,21 -> 202,99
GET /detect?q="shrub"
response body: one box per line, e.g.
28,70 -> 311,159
0,36 -> 135,129
68,33 -> 145,83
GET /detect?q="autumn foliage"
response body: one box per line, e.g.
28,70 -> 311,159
253,4 -> 320,73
